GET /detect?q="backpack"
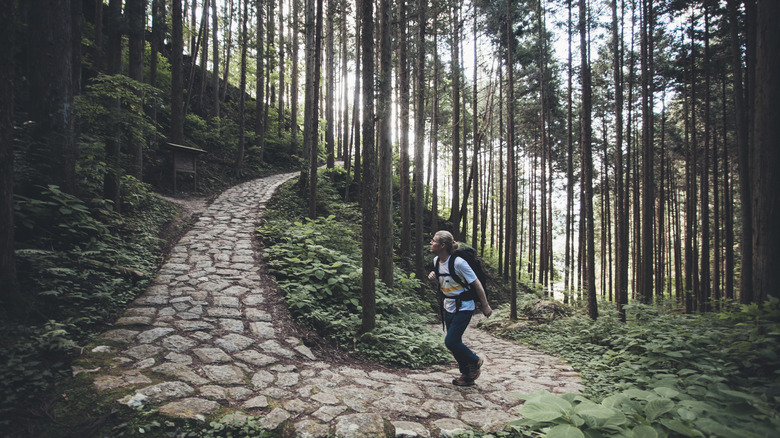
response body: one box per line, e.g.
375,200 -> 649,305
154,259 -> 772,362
434,246 -> 489,312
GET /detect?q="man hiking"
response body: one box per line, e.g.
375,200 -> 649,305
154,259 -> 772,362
427,230 -> 493,386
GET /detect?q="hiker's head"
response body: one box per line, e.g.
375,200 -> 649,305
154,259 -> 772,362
433,230 -> 459,254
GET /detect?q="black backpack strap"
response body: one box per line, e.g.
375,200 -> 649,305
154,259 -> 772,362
447,254 -> 475,313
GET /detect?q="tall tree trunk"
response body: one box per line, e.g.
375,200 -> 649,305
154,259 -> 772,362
612,0 -> 628,319
361,0 -> 377,333
431,28 -> 439,231
234,0 -> 248,176
198,0 -> 209,111
221,0 -> 234,101
564,0 -> 574,302
291,0 -> 300,155
104,0 -> 122,207
752,0 -> 780,302
639,0 -> 653,304
171,0 -> 185,144
278,0 -> 285,138
0,0 -> 21,314
257,0 -> 266,162
700,6 -> 712,310
506,6 -> 518,322
304,0 -> 323,218
350,1 -> 361,189
212,0 -> 219,118
722,70 -> 734,301
449,5 -> 461,238
471,13 -> 479,251
657,88 -> 666,301
399,0 -> 411,267
128,0 -> 146,180
498,60 -> 504,280
414,0 -> 426,277
325,2 -> 335,168
580,0 -> 597,319
727,0 -> 753,304
72,0 -> 82,97
378,0 -> 394,286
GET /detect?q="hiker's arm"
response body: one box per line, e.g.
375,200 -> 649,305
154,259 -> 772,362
471,279 -> 492,317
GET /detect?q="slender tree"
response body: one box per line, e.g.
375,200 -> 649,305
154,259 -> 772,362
580,0 -> 597,319
257,0 -> 266,162
291,0 -> 300,155
0,0 -> 21,314
726,0 -> 753,304
103,0 -> 122,207
306,0 -> 324,218
414,0 -> 427,277
234,0 -> 249,176
326,2 -> 335,168
450,4 -> 462,238
128,0 -> 146,180
377,0 -> 394,286
506,2 -> 518,322
399,0 -> 411,267
278,0 -> 285,137
751,0 -> 780,302
361,0 -> 377,333
171,0 -> 185,144
212,0 -> 220,118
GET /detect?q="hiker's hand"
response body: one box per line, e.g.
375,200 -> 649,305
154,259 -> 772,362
482,305 -> 493,318
427,271 -> 437,282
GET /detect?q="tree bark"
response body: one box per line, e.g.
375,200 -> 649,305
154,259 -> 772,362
413,0 -> 426,278
326,2 -> 335,168
291,0 -> 300,155
234,0 -> 248,176
506,5 -> 518,322
399,0 -> 411,267
171,0 -> 185,144
257,0 -> 266,162
0,0 -> 21,315
377,0 -> 394,286
580,0 -> 597,319
361,0 -> 377,333
128,0 -> 146,180
212,0 -> 219,118
751,0 -> 780,302
449,5 -> 461,238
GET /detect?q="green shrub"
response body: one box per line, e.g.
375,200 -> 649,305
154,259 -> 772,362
490,300 -> 780,437
2,179 -> 178,427
259,215 -> 449,368
259,171 -> 449,368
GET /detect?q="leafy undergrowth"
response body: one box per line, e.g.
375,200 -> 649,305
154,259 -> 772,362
479,298 -> 780,437
1,178 -> 179,431
258,168 -> 450,369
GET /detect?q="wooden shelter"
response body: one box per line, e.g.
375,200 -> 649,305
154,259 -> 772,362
164,142 -> 207,194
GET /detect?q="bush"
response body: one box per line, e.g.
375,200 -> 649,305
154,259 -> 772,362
258,171 -> 449,369
489,300 -> 780,437
2,179 -> 178,427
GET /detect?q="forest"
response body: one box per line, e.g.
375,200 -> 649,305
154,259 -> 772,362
0,0 -> 778,437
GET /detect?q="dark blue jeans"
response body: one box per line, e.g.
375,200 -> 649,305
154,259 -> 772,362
444,310 -> 479,374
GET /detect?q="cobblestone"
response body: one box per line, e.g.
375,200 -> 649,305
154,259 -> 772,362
86,170 -> 582,437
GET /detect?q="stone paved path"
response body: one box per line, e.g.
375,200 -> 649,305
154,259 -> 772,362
83,171 -> 583,437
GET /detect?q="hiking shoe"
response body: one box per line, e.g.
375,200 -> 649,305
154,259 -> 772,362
452,375 -> 475,387
467,357 -> 484,381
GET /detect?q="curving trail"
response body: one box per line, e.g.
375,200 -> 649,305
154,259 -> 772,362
85,171 -> 583,437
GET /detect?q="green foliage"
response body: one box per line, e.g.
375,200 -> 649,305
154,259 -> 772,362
259,171 -> 449,368
77,73 -> 162,146
490,301 -> 780,437
2,180 -> 178,428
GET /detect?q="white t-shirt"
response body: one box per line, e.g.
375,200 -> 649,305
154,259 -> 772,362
434,255 -> 477,313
